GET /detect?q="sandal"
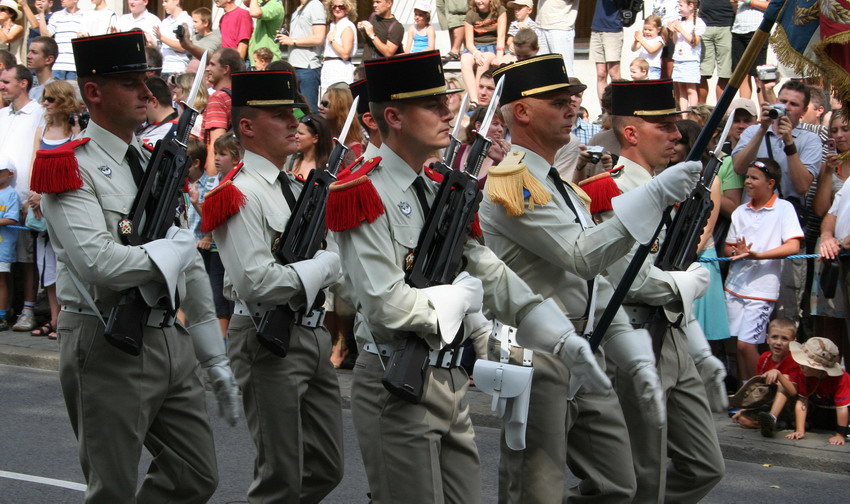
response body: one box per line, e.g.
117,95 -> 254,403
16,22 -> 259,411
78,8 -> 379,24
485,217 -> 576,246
441,52 -> 460,64
31,322 -> 54,337
48,331 -> 58,341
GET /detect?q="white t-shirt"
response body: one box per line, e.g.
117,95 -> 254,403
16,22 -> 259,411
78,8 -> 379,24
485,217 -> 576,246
47,9 -> 85,72
0,100 -> 46,203
639,35 -> 664,69
161,11 -> 194,74
81,7 -> 117,35
672,18 -> 706,62
725,195 -> 804,301
829,182 -> 850,241
322,17 -> 357,59
115,10 -> 162,46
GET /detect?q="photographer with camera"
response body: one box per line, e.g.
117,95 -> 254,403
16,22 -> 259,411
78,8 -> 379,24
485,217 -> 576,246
152,0 -> 192,75
732,80 -> 823,322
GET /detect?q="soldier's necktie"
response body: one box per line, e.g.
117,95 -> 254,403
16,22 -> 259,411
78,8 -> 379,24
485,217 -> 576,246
125,146 -> 145,188
277,171 -> 297,210
548,167 -> 580,224
412,176 -> 431,216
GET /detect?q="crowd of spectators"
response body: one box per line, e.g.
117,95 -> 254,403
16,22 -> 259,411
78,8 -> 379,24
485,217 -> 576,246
0,0 -> 846,439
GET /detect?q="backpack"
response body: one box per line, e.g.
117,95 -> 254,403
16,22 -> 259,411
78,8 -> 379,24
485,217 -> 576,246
616,0 -> 644,28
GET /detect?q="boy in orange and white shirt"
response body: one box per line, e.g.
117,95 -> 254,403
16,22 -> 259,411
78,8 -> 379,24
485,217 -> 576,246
724,158 -> 803,384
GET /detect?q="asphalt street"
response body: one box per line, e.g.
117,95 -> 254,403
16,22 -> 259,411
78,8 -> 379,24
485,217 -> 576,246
0,364 -> 847,503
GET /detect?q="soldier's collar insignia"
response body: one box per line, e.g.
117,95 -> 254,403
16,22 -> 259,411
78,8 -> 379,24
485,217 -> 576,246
398,201 -> 412,216
98,165 -> 112,178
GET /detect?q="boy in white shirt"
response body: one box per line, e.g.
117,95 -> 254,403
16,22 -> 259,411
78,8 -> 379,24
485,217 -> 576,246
725,158 -> 803,384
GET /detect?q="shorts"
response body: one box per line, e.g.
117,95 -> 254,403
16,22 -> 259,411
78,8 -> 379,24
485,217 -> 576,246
731,31 -> 768,77
700,26 -> 732,78
0,261 -> 10,273
725,292 -> 773,344
672,60 -> 701,84
35,233 -> 57,287
590,31 -> 624,63
649,67 -> 662,79
463,43 -> 496,55
16,229 -> 34,263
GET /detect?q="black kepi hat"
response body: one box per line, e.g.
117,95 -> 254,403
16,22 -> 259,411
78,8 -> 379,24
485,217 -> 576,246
349,79 -> 370,114
492,54 -> 586,105
611,79 -> 685,116
231,71 -> 308,109
72,32 -> 159,77
364,50 -> 462,102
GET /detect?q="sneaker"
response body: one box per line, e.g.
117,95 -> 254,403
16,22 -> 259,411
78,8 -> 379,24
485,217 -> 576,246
12,311 -> 36,332
758,411 -> 776,438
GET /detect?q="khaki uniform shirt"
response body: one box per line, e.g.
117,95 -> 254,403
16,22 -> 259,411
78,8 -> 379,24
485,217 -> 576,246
599,155 -> 680,306
334,144 -> 542,349
480,146 -> 636,332
42,120 -> 215,322
212,150 -> 309,309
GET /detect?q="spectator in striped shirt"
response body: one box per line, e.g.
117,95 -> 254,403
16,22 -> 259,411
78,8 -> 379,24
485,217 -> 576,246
37,0 -> 83,80
201,47 -> 244,173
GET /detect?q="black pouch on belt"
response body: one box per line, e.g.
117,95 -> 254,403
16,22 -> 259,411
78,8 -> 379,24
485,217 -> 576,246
382,335 -> 430,404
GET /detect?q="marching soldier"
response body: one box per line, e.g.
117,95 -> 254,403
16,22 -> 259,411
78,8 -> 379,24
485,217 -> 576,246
584,79 -> 727,503
326,49 -> 611,504
34,32 -> 239,503
203,70 -> 344,503
480,55 -> 701,503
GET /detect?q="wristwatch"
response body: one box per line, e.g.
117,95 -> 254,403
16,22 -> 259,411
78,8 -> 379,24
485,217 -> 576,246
369,33 -> 376,40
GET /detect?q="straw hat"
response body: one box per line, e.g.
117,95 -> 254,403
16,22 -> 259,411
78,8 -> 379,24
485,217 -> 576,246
789,337 -> 844,377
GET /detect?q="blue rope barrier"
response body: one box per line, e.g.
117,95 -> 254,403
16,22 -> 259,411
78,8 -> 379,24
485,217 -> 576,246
698,252 -> 850,262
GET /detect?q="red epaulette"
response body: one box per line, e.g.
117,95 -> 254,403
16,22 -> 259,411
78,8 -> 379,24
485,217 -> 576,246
335,155 -> 365,180
470,212 -> 483,239
201,162 -> 246,233
326,157 -> 384,232
578,166 -> 623,215
30,138 -> 92,194
141,141 -> 155,152
424,164 -> 445,183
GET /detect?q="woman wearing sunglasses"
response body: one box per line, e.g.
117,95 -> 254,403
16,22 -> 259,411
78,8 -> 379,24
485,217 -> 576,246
318,85 -> 363,160
287,113 -> 333,181
321,0 -> 357,90
26,80 -> 83,340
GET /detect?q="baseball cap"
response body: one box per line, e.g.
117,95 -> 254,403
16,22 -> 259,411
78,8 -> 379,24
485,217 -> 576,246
730,98 -> 758,117
507,0 -> 534,7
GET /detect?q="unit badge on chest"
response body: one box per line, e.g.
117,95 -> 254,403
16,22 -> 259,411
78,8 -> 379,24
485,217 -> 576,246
97,165 -> 112,178
398,201 -> 412,217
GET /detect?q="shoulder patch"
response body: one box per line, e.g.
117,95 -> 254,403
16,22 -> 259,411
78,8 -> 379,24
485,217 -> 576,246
201,162 -> 247,233
30,138 -> 92,194
578,166 -> 623,215
327,157 -> 385,232
486,151 -> 551,216
424,164 -> 446,183
141,141 -> 155,152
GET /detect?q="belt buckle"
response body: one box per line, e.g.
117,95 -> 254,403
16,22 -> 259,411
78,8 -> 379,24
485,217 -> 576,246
297,308 -> 325,328
147,308 -> 175,328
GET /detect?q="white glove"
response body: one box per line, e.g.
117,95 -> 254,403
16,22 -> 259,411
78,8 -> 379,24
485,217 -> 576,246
188,319 -> 240,426
140,226 -> 198,308
612,160 -> 701,244
684,321 -> 728,413
515,299 -> 611,397
422,272 -> 484,345
289,250 -> 341,309
604,329 -> 665,429
464,310 -> 493,360
665,262 -> 711,323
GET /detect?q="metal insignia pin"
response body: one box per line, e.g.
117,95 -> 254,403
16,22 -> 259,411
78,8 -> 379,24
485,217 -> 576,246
398,201 -> 412,216
98,165 -> 112,178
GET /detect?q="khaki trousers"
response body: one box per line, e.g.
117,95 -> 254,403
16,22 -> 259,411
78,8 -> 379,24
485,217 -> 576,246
57,311 -> 218,504
351,351 -> 480,504
490,342 -> 636,504
228,315 -> 344,504
612,326 -> 725,504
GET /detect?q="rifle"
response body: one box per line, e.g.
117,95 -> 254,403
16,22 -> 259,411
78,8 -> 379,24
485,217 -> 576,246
255,96 -> 360,357
382,79 -> 504,403
103,52 -> 208,356
443,92 -> 468,169
588,0 -> 789,352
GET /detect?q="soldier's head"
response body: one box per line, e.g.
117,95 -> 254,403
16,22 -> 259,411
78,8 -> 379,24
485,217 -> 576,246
365,51 -> 460,159
231,71 -> 305,167
610,79 -> 684,170
73,33 -> 157,139
350,78 -> 381,147
494,54 -> 585,162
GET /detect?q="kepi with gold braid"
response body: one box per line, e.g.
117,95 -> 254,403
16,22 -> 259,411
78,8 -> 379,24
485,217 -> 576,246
610,79 -> 686,117
492,54 -> 586,105
349,79 -> 371,114
72,32 -> 158,77
486,151 -> 552,216
364,50 -> 462,102
231,71 -> 308,109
